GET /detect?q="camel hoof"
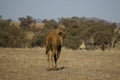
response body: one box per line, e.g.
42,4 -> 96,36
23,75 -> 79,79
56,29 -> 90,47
47,68 -> 52,71
52,67 -> 59,71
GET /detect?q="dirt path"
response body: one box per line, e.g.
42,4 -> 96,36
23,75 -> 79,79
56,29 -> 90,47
0,48 -> 120,80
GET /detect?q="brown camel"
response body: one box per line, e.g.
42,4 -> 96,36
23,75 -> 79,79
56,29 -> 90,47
45,29 -> 65,71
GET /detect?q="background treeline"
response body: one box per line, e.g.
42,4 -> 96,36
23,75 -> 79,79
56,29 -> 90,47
0,16 -> 120,50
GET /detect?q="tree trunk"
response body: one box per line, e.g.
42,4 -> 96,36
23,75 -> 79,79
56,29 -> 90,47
111,35 -> 118,49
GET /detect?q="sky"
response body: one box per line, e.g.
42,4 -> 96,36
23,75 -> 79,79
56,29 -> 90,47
0,0 -> 120,22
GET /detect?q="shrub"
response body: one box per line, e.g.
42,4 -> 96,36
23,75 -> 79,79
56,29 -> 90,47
0,26 -> 25,48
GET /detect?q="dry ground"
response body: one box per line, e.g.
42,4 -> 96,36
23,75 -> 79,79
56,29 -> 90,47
0,48 -> 120,80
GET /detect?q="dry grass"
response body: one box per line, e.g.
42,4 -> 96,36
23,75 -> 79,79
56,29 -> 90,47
0,48 -> 120,80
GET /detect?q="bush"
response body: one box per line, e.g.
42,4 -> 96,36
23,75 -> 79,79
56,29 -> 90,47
0,26 -> 25,48
31,31 -> 47,47
0,16 -> 119,50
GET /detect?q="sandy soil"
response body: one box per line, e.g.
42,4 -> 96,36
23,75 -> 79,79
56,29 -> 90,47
0,48 -> 120,80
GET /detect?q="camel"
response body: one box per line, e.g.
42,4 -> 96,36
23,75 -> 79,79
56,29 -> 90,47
45,29 -> 65,71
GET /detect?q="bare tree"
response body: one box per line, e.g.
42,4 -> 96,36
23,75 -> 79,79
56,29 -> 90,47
111,27 -> 120,49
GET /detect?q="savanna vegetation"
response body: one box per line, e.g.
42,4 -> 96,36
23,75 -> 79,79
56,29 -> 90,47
0,15 -> 120,50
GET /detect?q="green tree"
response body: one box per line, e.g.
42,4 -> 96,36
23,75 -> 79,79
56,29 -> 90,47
19,15 -> 35,29
43,19 -> 58,30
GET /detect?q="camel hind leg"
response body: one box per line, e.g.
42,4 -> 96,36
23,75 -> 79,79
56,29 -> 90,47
47,51 -> 51,71
54,45 -> 62,70
45,43 -> 51,55
46,44 -> 52,71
